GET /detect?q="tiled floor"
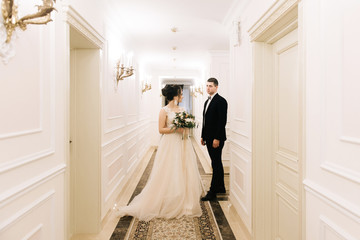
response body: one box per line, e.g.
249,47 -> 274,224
71,143 -> 251,240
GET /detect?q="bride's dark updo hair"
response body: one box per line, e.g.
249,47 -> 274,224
161,85 -> 182,101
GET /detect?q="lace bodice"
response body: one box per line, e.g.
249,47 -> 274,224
163,106 -> 185,129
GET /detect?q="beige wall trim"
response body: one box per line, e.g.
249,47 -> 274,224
248,0 -> 300,42
65,6 -> 105,238
64,5 -> 105,49
251,1 -> 302,240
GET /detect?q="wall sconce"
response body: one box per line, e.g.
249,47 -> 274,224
115,53 -> 134,84
1,0 -> 56,64
141,76 -> 151,93
190,86 -> 198,98
194,86 -> 203,95
142,82 -> 151,93
1,0 -> 56,43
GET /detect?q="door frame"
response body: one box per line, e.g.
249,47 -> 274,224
64,5 -> 105,239
248,0 -> 305,239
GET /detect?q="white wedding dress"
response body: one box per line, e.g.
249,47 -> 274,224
116,106 -> 203,221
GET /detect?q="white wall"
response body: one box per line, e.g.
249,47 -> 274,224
225,0 -> 360,238
303,0 -> 360,239
100,14 -> 153,222
224,0 -> 257,232
0,1 -> 153,239
0,3 -> 67,239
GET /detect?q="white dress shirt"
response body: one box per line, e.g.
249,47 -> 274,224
205,93 -> 217,113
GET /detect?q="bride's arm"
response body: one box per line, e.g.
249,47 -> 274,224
158,109 -> 183,134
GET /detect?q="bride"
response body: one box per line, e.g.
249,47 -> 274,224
115,84 -> 202,221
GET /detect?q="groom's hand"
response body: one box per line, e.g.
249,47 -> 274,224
201,138 -> 206,146
212,139 -> 220,148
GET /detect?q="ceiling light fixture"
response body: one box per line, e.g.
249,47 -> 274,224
171,27 -> 178,33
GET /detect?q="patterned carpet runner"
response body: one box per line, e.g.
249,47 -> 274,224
110,148 -> 235,240
122,201 -> 221,240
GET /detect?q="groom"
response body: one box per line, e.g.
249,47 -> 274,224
201,78 -> 228,201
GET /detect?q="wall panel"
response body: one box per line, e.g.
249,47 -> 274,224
304,0 -> 360,238
0,5 -> 66,238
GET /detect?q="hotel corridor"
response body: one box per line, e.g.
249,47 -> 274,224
1,0 -> 360,239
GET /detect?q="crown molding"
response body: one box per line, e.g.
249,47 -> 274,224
248,0 -> 299,41
63,5 -> 105,49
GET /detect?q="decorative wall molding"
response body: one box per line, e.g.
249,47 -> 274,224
127,153 -> 138,173
108,115 -> 125,120
104,124 -> 127,134
232,149 -> 250,164
105,175 -> 125,203
126,133 -> 138,143
0,164 -> 65,208
0,190 -> 55,232
234,118 -> 246,122
127,142 -> 137,152
321,162 -> 360,185
229,138 -> 252,153
127,120 -> 139,126
248,0 -> 299,41
102,122 -> 146,147
104,147 -> 155,204
107,154 -> 124,169
304,179 -> 360,223
21,223 -> 43,240
101,124 -> 138,148
230,190 -> 249,215
0,149 -> 55,174
64,5 -> 105,49
108,165 -> 123,186
232,129 -> 249,138
104,142 -> 125,158
0,25 -> 51,139
233,165 -> 246,194
266,18 -> 298,44
340,136 -> 360,146
320,215 -> 357,240
137,144 -> 148,158
228,193 -> 251,233
0,128 -> 42,140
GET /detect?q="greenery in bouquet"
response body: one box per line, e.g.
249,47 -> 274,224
172,111 -> 197,130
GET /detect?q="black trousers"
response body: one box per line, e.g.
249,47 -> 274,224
206,139 -> 225,193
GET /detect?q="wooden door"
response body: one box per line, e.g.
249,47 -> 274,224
271,28 -> 302,240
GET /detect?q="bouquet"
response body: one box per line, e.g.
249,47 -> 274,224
172,111 -> 197,130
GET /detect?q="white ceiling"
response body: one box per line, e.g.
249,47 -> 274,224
107,0 -> 236,71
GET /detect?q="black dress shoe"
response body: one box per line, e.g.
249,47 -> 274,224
201,191 -> 216,201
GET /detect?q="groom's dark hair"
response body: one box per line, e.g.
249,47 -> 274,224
207,78 -> 218,86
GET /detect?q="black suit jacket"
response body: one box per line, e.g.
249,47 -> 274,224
201,93 -> 227,141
